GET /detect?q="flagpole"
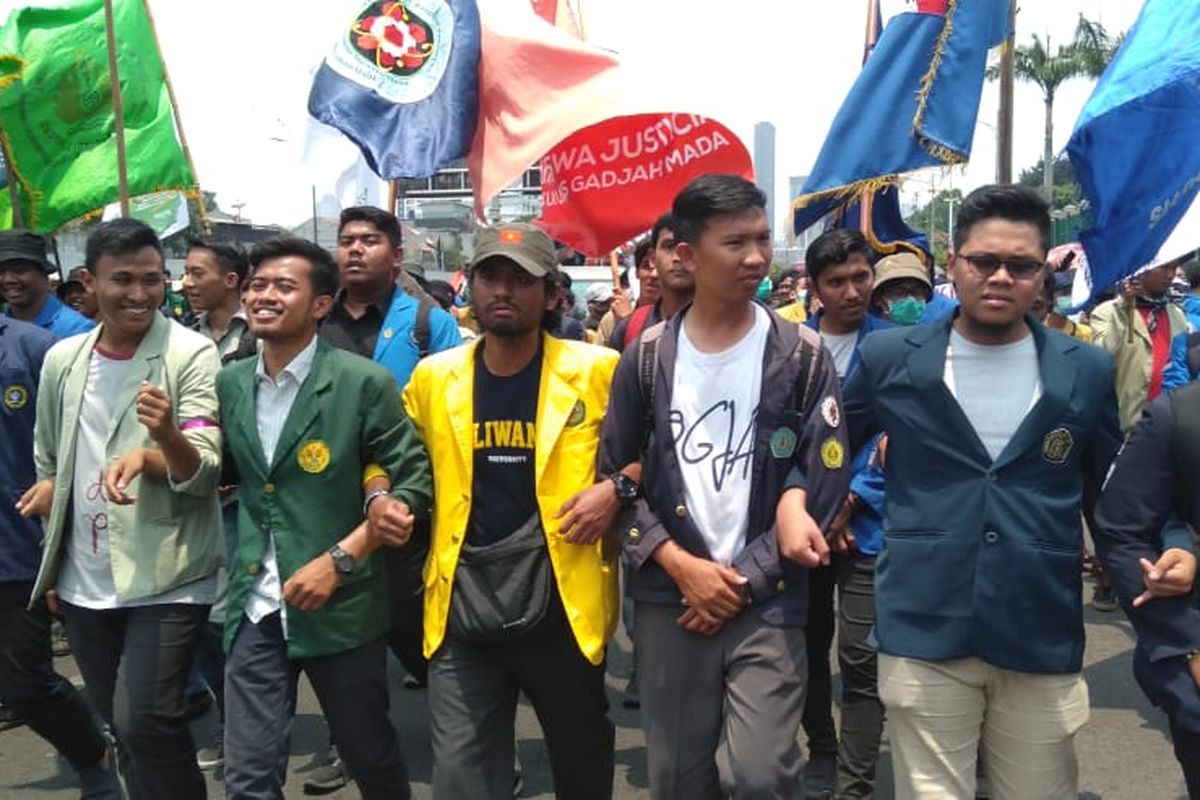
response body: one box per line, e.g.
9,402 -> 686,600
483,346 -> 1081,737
140,0 -> 209,233
387,180 -> 399,215
996,0 -> 1016,183
858,0 -> 879,231
102,0 -> 131,217
3,148 -> 24,228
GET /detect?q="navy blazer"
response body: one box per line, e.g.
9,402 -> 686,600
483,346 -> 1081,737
844,316 -> 1121,674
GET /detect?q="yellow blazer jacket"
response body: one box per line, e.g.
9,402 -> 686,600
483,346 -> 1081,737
402,333 -> 619,664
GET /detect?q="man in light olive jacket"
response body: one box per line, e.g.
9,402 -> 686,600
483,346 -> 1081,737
19,220 -> 223,800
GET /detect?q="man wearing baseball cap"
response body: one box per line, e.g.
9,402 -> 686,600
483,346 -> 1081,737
402,222 -> 622,799
0,230 -> 94,338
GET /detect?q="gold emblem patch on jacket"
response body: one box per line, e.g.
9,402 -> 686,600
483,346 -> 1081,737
565,399 -> 586,428
821,437 -> 844,470
3,384 -> 28,410
1042,428 -> 1074,465
297,440 -> 331,474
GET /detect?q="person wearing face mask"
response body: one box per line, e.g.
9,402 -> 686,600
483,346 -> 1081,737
871,252 -> 933,327
1034,271 -> 1094,343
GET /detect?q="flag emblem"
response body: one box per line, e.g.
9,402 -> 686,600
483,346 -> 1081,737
500,229 -> 523,244
331,0 -> 456,103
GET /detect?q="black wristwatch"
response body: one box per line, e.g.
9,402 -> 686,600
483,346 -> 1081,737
328,545 -> 355,576
611,473 -> 641,507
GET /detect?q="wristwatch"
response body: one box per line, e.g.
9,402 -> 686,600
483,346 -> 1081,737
611,473 -> 641,507
328,545 -> 355,576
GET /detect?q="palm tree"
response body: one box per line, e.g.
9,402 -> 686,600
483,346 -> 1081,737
990,15 -> 1122,201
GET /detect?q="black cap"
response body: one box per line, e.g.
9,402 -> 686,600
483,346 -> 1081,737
0,229 -> 53,273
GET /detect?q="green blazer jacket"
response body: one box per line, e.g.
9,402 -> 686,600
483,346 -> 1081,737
218,338 -> 432,659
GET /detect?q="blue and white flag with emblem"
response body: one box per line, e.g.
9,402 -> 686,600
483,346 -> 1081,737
308,0 -> 481,179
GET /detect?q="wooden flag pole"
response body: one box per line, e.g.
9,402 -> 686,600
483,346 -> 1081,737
3,147 -> 24,228
609,251 -> 620,289
141,0 -> 209,233
387,180 -> 399,216
102,0 -> 130,217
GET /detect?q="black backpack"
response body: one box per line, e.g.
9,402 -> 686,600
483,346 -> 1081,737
411,296 -> 435,358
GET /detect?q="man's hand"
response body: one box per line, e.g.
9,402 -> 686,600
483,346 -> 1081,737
1132,549 -> 1197,607
367,495 -> 415,548
828,494 -> 860,555
105,450 -> 148,505
283,554 -> 342,612
45,588 -> 60,616
776,488 -> 831,567
676,607 -> 724,636
556,481 -> 619,545
610,288 -> 635,320
16,478 -> 54,519
657,543 -> 747,624
136,382 -> 177,443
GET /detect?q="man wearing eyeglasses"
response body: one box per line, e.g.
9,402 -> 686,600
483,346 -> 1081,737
841,184 -> 1122,799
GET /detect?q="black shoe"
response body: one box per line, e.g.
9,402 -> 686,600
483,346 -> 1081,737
0,703 -> 23,732
402,673 -> 427,690
804,750 -> 836,800
513,755 -> 523,797
303,753 -> 349,795
196,727 -> 224,771
1091,584 -> 1118,612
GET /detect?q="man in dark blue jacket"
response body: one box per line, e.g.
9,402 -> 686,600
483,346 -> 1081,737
843,184 -> 1122,798
1095,382 -> 1200,797
800,228 -> 893,799
0,317 -> 118,797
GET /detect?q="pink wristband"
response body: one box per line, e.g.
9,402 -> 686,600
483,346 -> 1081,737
180,418 -> 218,431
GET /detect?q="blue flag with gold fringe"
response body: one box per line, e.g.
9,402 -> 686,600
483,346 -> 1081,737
793,0 -> 1008,235
1067,0 -> 1200,299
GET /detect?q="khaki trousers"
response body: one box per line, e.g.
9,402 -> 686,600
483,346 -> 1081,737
878,654 -> 1090,800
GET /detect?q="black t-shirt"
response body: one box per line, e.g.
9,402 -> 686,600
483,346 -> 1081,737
318,288 -> 395,358
466,345 -> 542,546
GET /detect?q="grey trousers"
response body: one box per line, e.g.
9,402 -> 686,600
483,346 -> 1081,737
635,602 -> 808,800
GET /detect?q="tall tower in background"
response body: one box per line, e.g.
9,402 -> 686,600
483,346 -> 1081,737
753,122 -> 776,241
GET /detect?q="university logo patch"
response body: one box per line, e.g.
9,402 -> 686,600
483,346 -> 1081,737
3,384 -> 27,410
565,399 -> 586,428
820,395 -> 840,428
297,440 -> 332,474
330,0 -> 457,103
1042,428 -> 1074,465
769,427 -> 797,459
820,437 -> 844,470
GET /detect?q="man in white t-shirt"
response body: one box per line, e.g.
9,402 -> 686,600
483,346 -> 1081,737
842,184 -> 1122,798
600,174 -> 850,798
18,219 -> 224,799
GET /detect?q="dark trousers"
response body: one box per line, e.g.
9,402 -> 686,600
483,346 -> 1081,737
385,542 -> 428,684
192,621 -> 225,719
223,612 -> 408,800
635,602 -> 808,800
61,600 -> 208,800
1132,643 -> 1200,798
428,608 -> 614,800
0,582 -> 107,771
803,562 -> 838,755
835,553 -> 885,800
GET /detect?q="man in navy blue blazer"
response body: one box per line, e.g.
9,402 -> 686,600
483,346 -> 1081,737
842,184 -> 1122,799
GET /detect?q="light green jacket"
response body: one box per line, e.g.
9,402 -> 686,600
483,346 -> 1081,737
1090,297 -> 1188,432
31,313 -> 224,604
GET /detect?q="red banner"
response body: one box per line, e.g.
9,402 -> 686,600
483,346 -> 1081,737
536,113 -> 754,256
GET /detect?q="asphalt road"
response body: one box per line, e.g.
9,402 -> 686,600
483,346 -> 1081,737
0,578 -> 1190,799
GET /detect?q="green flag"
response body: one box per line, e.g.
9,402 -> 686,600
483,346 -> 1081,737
0,0 -> 194,233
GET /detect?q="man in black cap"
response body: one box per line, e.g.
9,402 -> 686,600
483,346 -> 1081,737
56,266 -> 99,321
0,230 -> 94,338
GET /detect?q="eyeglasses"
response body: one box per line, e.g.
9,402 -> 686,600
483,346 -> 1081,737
956,253 -> 1045,280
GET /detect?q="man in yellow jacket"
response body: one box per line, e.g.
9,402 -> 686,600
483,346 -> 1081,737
402,223 -> 624,800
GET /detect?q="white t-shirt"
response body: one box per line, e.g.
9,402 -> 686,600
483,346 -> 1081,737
820,330 -> 859,378
670,305 -> 770,565
944,329 -> 1042,461
58,347 -> 216,609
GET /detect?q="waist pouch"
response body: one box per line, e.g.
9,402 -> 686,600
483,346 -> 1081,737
448,514 -> 555,645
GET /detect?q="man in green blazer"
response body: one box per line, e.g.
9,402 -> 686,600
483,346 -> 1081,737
18,219 -> 224,800
218,235 -> 432,800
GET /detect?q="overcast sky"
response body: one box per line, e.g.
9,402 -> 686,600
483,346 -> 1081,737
0,0 -> 1145,231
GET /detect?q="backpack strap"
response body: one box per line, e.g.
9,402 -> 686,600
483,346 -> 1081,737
793,322 -> 823,414
412,297 -> 435,358
623,304 -> 656,349
635,320 -> 666,451
1186,331 -> 1200,379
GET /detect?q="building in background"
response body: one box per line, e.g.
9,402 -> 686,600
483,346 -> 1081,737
754,122 -> 776,241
